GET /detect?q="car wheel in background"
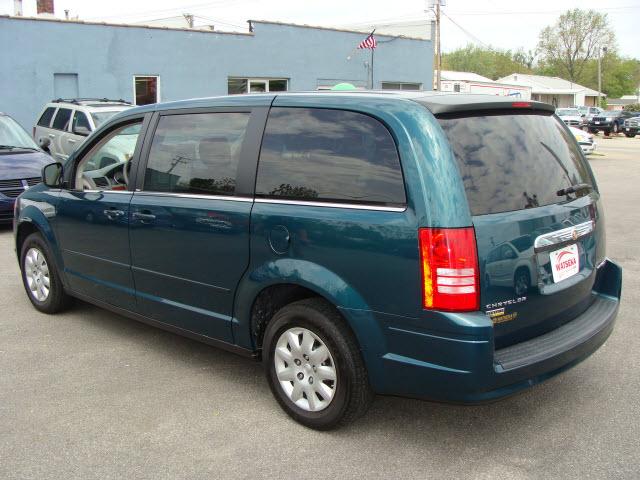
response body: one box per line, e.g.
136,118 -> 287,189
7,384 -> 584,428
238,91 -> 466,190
263,298 -> 373,430
20,232 -> 72,313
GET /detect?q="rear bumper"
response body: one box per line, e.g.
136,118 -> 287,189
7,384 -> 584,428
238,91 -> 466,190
369,259 -> 621,402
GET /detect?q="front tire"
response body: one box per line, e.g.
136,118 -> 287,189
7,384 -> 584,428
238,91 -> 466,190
263,298 -> 373,430
20,232 -> 71,313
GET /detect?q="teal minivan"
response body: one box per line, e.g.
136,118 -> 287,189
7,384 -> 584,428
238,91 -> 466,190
14,92 -> 622,429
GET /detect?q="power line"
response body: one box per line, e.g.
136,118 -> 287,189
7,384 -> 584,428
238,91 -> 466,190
441,11 -> 490,48
446,5 -> 640,16
84,0 -> 254,22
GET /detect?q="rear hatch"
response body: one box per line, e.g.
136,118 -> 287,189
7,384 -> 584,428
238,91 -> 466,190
437,108 -> 602,348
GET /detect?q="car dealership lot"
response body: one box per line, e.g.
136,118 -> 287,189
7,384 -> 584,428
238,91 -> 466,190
1,136 -> 639,479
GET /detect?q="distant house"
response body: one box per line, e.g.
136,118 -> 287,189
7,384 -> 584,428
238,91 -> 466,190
607,95 -> 640,111
497,74 -> 601,107
439,71 -> 531,99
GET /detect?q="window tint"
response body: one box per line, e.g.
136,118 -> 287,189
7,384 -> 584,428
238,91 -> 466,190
256,108 -> 406,206
51,108 -> 72,131
72,111 -> 91,132
37,107 -> 56,127
144,112 -> 250,196
437,111 -> 593,216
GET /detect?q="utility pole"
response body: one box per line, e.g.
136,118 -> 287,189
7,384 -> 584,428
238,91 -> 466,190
597,46 -> 607,107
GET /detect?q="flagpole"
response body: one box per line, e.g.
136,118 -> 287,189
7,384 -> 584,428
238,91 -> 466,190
370,47 -> 374,89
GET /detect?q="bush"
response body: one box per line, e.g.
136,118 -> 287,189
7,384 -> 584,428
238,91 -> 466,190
623,103 -> 640,112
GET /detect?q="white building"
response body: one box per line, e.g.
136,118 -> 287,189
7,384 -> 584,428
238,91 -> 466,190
497,73 -> 601,107
439,70 -> 531,99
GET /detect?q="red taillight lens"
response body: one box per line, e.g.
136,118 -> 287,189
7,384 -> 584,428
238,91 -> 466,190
511,102 -> 531,108
419,227 -> 479,312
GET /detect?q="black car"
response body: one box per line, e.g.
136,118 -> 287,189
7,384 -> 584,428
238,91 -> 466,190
623,114 -> 640,137
589,110 -> 638,135
0,113 -> 51,223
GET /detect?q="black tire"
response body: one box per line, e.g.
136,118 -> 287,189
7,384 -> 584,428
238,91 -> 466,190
20,232 -> 72,314
625,132 -> 635,138
263,298 -> 373,430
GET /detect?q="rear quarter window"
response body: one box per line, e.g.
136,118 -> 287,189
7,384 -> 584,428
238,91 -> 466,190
255,107 -> 406,206
437,111 -> 593,215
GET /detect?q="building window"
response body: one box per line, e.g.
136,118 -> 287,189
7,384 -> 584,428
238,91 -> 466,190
228,77 -> 288,94
381,82 -> 422,91
134,75 -> 160,105
453,83 -> 461,93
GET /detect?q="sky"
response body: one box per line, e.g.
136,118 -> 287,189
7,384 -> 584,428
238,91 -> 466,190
2,0 -> 639,58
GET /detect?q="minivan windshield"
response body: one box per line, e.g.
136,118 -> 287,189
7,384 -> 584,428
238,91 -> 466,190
0,115 -> 39,151
437,111 -> 593,215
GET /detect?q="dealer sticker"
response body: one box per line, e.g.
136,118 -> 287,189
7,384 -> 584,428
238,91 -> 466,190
550,244 -> 580,283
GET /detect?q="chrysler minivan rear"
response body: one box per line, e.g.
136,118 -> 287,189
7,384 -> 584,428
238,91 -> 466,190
392,98 -> 621,402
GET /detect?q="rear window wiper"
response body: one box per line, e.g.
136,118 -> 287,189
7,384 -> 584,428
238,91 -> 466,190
557,183 -> 592,197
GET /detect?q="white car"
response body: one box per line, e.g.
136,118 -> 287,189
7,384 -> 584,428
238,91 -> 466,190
556,108 -> 583,128
569,126 -> 596,155
33,98 -> 132,163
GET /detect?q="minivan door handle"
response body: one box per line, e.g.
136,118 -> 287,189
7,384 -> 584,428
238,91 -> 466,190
132,211 -> 156,223
103,208 -> 125,220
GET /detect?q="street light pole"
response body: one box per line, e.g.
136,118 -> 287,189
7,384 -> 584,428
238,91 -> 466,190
597,46 -> 607,107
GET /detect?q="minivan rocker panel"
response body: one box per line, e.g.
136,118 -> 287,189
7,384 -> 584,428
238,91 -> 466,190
14,92 -> 621,429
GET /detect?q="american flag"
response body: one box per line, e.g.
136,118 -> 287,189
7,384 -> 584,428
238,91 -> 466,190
357,32 -> 377,49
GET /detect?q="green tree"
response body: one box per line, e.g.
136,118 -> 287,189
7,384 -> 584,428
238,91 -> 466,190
537,9 -> 615,82
442,45 -> 531,80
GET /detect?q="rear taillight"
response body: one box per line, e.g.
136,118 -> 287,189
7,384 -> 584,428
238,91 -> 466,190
419,227 -> 480,312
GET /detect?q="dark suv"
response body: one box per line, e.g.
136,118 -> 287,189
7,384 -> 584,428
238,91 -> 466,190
589,109 -> 638,135
14,93 -> 621,429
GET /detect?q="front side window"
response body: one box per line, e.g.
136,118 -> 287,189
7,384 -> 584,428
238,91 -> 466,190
51,108 -> 72,131
255,108 -> 406,206
37,107 -> 57,127
143,112 -> 250,196
134,76 -> 159,105
76,122 -> 142,190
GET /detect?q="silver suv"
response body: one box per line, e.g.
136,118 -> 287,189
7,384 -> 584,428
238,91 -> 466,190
33,98 -> 132,162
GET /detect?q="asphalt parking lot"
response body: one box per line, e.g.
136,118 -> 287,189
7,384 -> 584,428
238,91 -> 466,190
1,135 -> 639,479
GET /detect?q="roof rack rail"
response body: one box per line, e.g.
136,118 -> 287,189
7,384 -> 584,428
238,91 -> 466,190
51,98 -> 131,105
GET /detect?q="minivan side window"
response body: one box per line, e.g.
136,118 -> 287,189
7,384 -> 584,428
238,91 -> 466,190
37,107 -> 57,127
143,112 -> 250,196
255,108 -> 406,206
51,108 -> 73,131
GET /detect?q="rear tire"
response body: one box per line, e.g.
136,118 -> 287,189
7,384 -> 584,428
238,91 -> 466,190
20,232 -> 71,314
263,298 -> 373,430
625,132 -> 635,138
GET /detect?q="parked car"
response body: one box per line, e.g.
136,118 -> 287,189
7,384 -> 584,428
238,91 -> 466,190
0,113 -> 51,223
33,98 -> 132,163
14,93 -> 621,429
588,109 -> 638,135
568,126 -> 597,155
555,107 -> 582,127
623,115 -> 640,137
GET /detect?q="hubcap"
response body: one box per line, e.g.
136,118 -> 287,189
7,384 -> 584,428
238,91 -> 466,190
274,327 -> 337,412
24,247 -> 50,302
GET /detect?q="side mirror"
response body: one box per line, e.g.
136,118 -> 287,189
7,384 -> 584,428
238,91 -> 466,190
73,125 -> 91,136
42,162 -> 64,188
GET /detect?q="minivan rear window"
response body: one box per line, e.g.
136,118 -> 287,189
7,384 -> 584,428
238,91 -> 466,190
437,111 -> 592,215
